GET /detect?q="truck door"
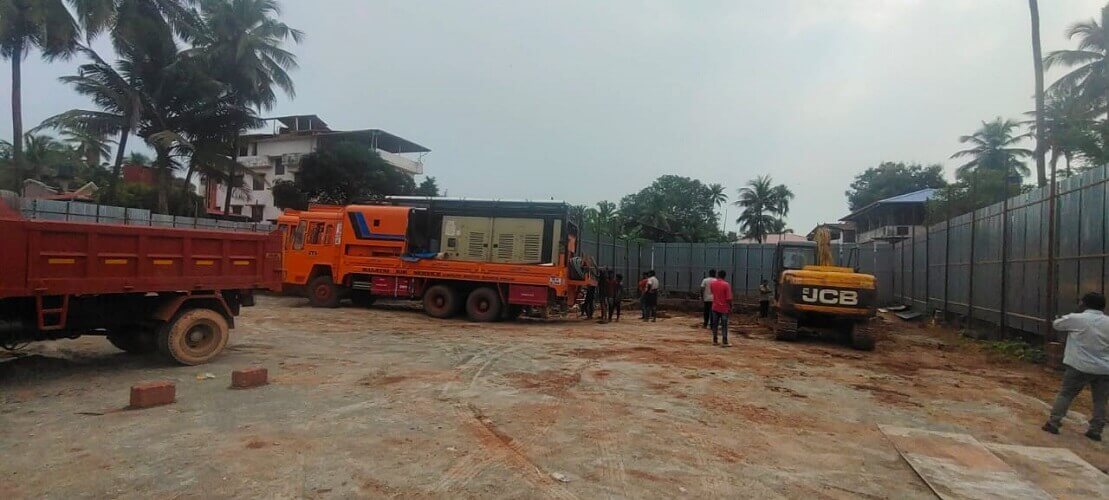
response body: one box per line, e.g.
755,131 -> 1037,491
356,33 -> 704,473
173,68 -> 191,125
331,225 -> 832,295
284,220 -> 312,284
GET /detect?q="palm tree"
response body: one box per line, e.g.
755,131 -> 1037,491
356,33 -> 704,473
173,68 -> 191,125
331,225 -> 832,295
735,175 -> 793,244
0,0 -> 81,171
1029,0 -> 1047,186
126,151 -> 152,165
707,183 -> 727,207
1027,85 -> 1096,177
193,0 -> 302,215
950,117 -> 1032,178
22,132 -> 73,181
44,46 -> 152,200
1044,5 -> 1109,125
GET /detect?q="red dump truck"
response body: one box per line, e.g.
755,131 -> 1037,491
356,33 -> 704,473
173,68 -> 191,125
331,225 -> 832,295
0,199 -> 282,365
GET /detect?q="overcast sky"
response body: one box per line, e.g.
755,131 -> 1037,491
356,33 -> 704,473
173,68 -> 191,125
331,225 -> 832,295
2,0 -> 1106,232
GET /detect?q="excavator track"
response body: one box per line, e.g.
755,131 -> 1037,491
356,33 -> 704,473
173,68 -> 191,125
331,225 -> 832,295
850,320 -> 875,351
773,314 -> 799,341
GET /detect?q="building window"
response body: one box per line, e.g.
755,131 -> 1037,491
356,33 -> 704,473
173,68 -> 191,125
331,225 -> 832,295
253,175 -> 265,191
232,174 -> 244,188
238,144 -> 249,157
251,205 -> 264,222
274,157 -> 285,175
230,205 -> 243,215
251,142 -> 258,156
843,231 -> 857,244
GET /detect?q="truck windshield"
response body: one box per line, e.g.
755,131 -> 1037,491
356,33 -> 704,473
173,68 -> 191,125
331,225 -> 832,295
782,247 -> 815,270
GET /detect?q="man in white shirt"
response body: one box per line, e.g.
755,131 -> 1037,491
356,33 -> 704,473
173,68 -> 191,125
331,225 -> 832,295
1043,292 -> 1109,441
700,270 -> 717,329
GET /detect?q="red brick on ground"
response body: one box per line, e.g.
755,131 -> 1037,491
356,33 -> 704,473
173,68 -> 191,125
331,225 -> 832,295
231,367 -> 268,389
129,381 -> 175,409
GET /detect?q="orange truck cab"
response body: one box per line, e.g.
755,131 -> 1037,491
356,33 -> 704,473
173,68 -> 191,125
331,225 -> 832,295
277,198 -> 590,321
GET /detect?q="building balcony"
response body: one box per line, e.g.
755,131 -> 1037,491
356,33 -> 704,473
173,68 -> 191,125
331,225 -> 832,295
377,149 -> 423,175
860,225 -> 923,243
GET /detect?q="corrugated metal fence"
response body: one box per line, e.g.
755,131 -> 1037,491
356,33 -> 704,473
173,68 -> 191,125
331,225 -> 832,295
890,165 -> 1108,336
578,228 -> 895,303
14,198 -> 276,233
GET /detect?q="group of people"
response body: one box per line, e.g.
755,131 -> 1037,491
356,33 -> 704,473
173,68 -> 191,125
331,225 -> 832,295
697,270 -> 775,347
580,268 -> 624,323
579,268 -> 662,323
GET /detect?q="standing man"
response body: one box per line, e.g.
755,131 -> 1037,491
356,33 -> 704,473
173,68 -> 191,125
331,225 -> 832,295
710,271 -> 733,346
700,270 -> 717,329
610,273 -> 624,322
644,271 -> 660,322
637,272 -> 650,319
1043,292 -> 1109,441
758,279 -> 772,319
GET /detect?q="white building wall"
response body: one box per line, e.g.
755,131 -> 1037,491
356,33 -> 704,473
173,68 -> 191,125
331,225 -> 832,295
206,134 -> 423,222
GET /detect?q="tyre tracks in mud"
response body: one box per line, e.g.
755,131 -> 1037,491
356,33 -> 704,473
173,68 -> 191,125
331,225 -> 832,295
432,342 -> 582,498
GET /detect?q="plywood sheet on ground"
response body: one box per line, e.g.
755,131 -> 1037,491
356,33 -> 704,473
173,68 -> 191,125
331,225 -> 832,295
879,425 -> 1051,500
984,443 -> 1109,499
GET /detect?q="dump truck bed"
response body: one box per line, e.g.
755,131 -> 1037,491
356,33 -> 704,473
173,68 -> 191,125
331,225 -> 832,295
0,216 -> 283,299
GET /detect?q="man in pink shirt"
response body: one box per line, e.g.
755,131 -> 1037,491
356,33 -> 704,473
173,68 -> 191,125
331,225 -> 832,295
709,271 -> 734,347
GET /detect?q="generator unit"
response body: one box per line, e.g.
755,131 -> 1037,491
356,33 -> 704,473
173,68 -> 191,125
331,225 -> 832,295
440,216 -> 549,264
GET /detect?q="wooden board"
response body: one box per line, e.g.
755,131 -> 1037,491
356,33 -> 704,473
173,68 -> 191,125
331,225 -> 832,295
879,425 -> 1052,500
984,443 -> 1109,500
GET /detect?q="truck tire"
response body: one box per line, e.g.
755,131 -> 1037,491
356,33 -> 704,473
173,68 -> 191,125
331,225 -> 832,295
350,291 -> 376,308
850,321 -> 876,351
157,308 -> 230,365
466,287 -> 503,322
107,330 -> 156,354
774,315 -> 799,341
308,275 -> 342,308
423,284 -> 461,318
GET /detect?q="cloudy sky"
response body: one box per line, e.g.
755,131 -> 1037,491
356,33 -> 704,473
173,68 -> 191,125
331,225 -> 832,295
2,0 -> 1106,232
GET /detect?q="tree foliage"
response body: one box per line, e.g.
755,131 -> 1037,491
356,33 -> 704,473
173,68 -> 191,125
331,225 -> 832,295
950,117 -> 1032,178
618,175 -> 723,242
414,176 -> 440,197
846,162 -> 947,211
287,141 -> 415,205
735,175 -> 793,244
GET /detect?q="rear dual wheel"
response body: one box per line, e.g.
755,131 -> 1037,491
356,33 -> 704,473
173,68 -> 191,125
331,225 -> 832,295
158,308 -> 230,366
465,287 -> 503,322
424,284 -> 462,318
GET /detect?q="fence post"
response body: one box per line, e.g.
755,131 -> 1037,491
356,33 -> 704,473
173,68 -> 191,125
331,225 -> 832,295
968,207 -> 977,328
1046,167 -> 1057,336
1000,191 -> 1012,337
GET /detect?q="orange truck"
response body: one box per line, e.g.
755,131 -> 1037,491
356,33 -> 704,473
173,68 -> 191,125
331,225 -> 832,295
277,198 -> 591,321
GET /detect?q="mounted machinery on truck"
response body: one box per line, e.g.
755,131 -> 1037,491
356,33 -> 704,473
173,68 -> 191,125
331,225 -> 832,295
278,198 -> 592,321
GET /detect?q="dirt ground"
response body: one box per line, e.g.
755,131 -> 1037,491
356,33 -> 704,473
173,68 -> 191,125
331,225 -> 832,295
1,295 -> 1106,499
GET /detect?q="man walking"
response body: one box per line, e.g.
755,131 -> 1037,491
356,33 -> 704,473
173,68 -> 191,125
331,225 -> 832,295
700,270 -> 717,329
637,272 -> 649,319
710,271 -> 733,346
758,279 -> 772,319
1043,292 -> 1109,441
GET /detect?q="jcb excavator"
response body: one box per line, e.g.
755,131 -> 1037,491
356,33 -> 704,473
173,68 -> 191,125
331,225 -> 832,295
771,228 -> 878,350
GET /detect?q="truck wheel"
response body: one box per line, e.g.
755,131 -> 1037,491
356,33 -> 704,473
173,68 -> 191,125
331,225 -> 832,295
308,275 -> 341,308
158,308 -> 230,365
423,284 -> 461,318
350,291 -> 376,308
850,321 -> 876,351
466,287 -> 503,322
774,315 -> 799,341
107,330 -> 156,354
